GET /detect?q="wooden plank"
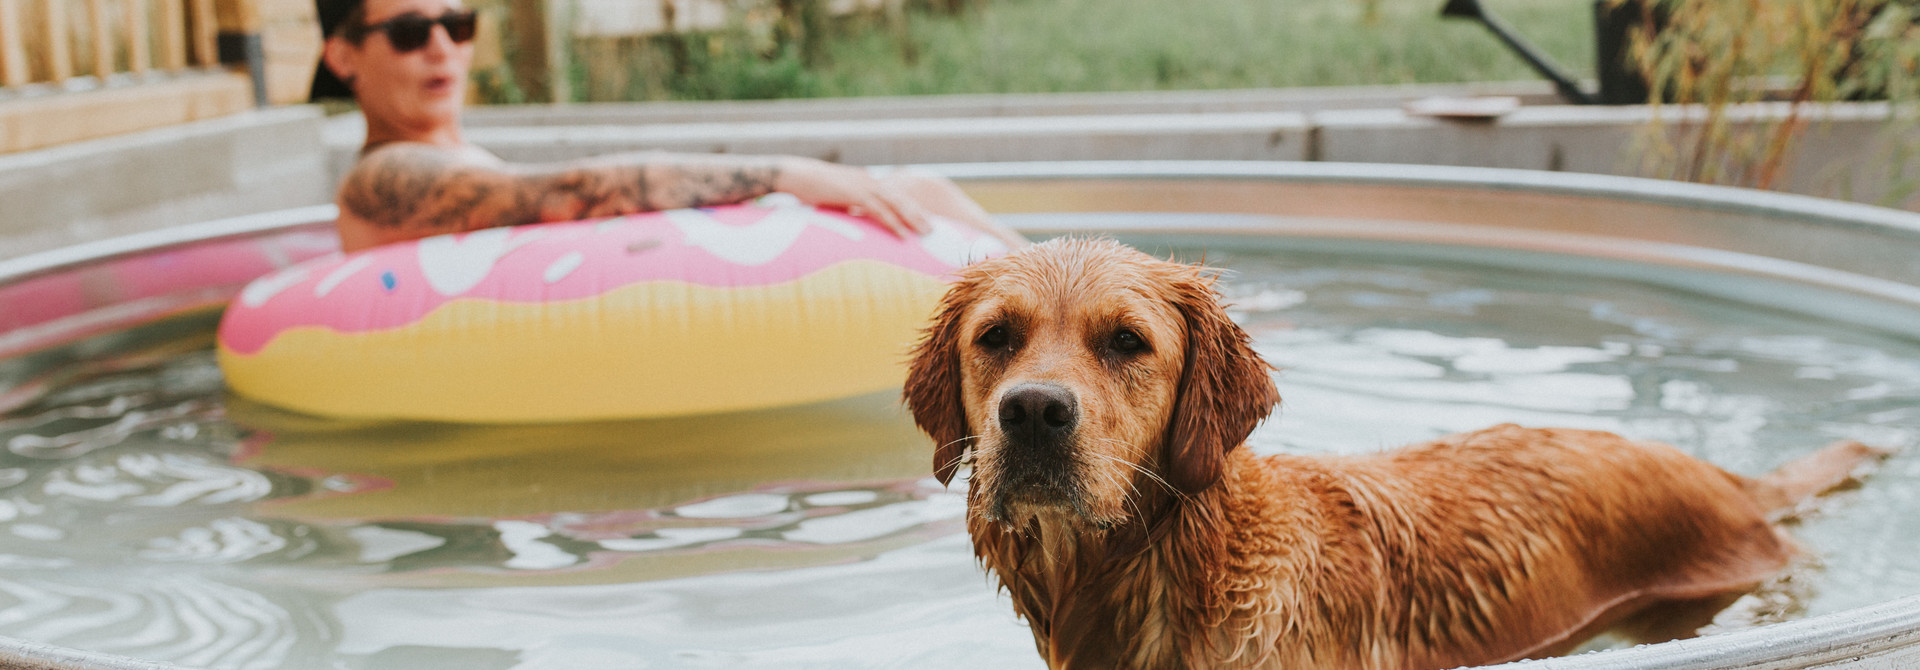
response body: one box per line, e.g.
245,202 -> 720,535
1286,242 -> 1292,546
189,0 -> 213,65
508,0 -> 549,102
0,71 -> 250,152
257,0 -> 322,104
125,0 -> 149,73
87,0 -> 112,77
544,0 -> 569,103
44,0 -> 75,81
159,0 -> 184,70
0,0 -> 29,86
214,0 -> 259,33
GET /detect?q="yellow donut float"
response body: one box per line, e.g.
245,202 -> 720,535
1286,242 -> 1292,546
216,203 -> 1009,423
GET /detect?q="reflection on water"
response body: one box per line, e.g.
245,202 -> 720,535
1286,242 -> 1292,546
1,247 -> 1919,669
329,534 -> 1022,670
0,575 -> 298,670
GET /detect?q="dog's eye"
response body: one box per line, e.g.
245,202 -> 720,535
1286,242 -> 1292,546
978,324 -> 1011,349
1111,329 -> 1147,354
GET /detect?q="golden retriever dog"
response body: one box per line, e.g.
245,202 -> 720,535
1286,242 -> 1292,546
904,238 -> 1884,670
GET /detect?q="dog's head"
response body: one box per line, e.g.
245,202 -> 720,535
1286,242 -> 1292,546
905,238 -> 1278,529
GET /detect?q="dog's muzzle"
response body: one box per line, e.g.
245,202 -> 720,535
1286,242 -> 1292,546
988,382 -> 1101,522
998,383 -> 1078,446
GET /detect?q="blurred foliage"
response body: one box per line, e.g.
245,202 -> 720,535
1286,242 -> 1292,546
464,0 -> 531,104
1627,0 -> 1920,198
464,0 -> 1917,206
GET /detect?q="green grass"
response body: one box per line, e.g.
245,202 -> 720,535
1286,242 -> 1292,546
816,0 -> 1595,96
559,0 -> 1599,102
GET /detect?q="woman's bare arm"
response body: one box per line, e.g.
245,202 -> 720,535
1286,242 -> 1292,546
334,142 -> 1022,252
336,143 -> 796,242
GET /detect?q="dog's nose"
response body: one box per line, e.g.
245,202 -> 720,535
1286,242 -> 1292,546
998,384 -> 1078,442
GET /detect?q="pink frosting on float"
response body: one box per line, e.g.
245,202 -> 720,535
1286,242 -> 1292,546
217,204 -> 1007,355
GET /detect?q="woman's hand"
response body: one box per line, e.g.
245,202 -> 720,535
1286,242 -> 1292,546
772,157 -> 935,238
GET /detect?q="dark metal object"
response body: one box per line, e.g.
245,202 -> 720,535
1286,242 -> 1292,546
1592,0 -> 1654,104
1443,0 -> 1667,105
216,32 -> 269,108
1441,0 -> 1597,104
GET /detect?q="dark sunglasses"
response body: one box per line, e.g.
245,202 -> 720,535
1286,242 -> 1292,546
348,9 -> 478,53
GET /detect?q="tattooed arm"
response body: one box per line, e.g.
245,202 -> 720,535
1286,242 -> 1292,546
333,142 -> 956,252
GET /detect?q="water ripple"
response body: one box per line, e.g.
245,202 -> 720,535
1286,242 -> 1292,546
7,399 -> 207,459
0,575 -> 296,670
141,518 -> 289,564
39,453 -> 273,507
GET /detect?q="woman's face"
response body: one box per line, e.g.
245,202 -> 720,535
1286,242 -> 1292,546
328,0 -> 473,135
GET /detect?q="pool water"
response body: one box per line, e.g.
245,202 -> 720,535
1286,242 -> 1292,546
1,244 -> 1917,670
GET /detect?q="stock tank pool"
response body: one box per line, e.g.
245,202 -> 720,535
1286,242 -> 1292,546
2,162 -> 1919,670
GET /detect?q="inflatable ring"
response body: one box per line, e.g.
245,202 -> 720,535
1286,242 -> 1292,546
216,203 -> 1010,422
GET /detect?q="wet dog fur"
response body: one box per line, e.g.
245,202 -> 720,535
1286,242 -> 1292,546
904,238 -> 1885,670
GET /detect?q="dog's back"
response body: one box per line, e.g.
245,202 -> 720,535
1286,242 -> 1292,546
1222,425 -> 1883,669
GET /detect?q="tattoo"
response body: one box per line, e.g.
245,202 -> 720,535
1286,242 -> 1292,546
535,157 -> 781,217
651,162 -> 782,210
339,144 -> 522,233
337,146 -> 784,237
533,167 -> 655,221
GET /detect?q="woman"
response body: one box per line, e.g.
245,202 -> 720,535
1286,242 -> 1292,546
317,0 -> 1023,252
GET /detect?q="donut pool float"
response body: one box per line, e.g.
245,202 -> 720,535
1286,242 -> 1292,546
216,203 -> 1010,422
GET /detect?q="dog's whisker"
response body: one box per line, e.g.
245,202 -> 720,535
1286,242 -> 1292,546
935,435 -> 996,485
1089,456 -> 1173,530
1072,449 -> 1167,530
1088,446 -> 1153,498
936,439 -> 981,476
939,434 -> 981,452
1087,442 -> 1192,505
1103,466 -> 1152,529
1075,456 -> 1134,527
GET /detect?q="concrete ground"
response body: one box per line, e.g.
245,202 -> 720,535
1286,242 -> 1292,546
0,106 -> 328,259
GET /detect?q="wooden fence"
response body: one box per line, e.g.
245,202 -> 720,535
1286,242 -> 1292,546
0,0 -> 220,88
0,0 -> 321,153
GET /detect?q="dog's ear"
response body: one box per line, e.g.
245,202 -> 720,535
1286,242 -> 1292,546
906,272 -> 985,487
1164,266 -> 1279,494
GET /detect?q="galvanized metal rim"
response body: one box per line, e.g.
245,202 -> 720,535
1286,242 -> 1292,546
0,162 -> 1916,669
0,204 -> 339,287
930,159 -> 1920,237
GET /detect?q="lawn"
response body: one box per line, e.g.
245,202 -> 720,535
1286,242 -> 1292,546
814,0 -> 1595,96
553,0 -> 1599,102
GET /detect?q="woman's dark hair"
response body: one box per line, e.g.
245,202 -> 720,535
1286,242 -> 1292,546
310,0 -> 364,100
318,0 -> 368,41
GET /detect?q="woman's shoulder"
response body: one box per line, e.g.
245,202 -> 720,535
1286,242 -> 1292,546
358,140 -> 502,167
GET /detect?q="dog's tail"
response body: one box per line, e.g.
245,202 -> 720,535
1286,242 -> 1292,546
1745,440 -> 1891,521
